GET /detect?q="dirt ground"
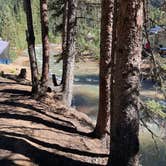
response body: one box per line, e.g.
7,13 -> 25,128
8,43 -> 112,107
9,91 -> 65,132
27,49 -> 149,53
0,69 -> 109,165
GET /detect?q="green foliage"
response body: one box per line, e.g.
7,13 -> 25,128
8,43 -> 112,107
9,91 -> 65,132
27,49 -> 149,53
0,0 -> 165,59
0,1 -> 35,48
48,0 -> 101,58
161,64 -> 166,71
77,24 -> 100,58
0,0 -> 27,49
149,7 -> 166,25
149,0 -> 166,26
145,100 -> 166,118
48,0 -> 64,35
0,0 -> 101,59
0,0 -> 62,48
9,48 -> 19,61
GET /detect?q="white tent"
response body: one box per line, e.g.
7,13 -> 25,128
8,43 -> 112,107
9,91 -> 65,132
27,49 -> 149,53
0,40 -> 10,64
149,25 -> 163,34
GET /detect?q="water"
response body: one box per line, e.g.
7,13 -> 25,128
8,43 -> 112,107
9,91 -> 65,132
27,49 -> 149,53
140,124 -> 166,166
35,45 -> 166,166
35,44 -> 99,118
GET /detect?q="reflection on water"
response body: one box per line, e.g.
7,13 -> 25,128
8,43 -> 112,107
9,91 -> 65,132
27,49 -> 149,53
72,84 -> 99,120
140,125 -> 166,166
36,45 -> 166,166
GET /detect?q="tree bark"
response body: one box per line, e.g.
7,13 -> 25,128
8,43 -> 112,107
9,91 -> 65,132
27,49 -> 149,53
24,0 -> 39,95
93,0 -> 114,138
62,0 -> 77,107
40,0 -> 50,94
143,0 -> 149,29
61,0 -> 69,85
110,0 -> 143,166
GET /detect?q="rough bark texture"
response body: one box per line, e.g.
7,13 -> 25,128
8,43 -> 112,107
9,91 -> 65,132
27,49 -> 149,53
40,0 -> 50,94
143,0 -> 149,29
143,0 -> 150,44
61,0 -> 69,85
94,0 -> 114,138
62,0 -> 77,107
110,0 -> 143,166
24,0 -> 39,95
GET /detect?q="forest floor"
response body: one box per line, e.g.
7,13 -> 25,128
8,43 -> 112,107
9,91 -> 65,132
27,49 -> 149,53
0,57 -> 109,166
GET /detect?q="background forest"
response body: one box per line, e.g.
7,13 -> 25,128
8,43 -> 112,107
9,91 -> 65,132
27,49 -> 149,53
0,0 -> 100,59
0,0 -> 165,60
0,0 -> 166,52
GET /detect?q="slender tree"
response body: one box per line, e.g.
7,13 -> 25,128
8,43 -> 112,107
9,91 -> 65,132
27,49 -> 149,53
24,0 -> 39,95
40,0 -> 50,94
110,0 -> 143,165
62,0 -> 77,107
61,0 -> 69,85
143,0 -> 151,47
143,0 -> 149,29
93,0 -> 114,138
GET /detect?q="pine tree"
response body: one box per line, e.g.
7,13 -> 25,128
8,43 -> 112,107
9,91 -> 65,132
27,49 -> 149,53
40,0 -> 50,95
61,0 -> 68,85
24,0 -> 39,95
110,0 -> 143,165
62,0 -> 77,106
93,0 -> 114,138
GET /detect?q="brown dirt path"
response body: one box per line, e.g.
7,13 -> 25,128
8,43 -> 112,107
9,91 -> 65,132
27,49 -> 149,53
0,56 -> 31,80
0,76 -> 109,166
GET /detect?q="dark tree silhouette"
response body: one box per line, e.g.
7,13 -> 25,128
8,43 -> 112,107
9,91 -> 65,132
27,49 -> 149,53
24,0 -> 39,95
62,0 -> 77,106
93,0 -> 114,138
40,0 -> 50,95
61,0 -> 69,85
110,0 -> 143,165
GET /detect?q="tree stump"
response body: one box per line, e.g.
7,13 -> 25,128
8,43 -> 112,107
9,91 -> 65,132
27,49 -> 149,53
52,74 -> 58,86
18,68 -> 27,79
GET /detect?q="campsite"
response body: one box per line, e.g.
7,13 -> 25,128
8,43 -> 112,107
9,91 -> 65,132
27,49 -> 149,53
0,0 -> 166,166
0,40 -> 10,64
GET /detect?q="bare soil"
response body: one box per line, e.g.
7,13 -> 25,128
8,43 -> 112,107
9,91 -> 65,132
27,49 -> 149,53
0,66 -> 109,166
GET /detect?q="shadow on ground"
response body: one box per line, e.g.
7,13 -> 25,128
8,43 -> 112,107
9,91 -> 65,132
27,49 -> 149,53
0,133 -> 102,166
0,78 -> 108,166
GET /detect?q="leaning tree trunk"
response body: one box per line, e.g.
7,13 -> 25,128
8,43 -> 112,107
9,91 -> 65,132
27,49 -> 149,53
110,0 -> 143,166
40,0 -> 50,94
62,0 -> 77,107
24,0 -> 39,95
61,0 -> 69,85
93,0 -> 114,139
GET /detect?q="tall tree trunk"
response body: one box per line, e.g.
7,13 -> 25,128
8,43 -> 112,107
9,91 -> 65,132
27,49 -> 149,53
62,0 -> 77,107
143,0 -> 149,29
40,0 -> 50,94
61,0 -> 69,85
93,0 -> 114,138
24,0 -> 39,95
110,0 -> 143,165
143,0 -> 150,44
